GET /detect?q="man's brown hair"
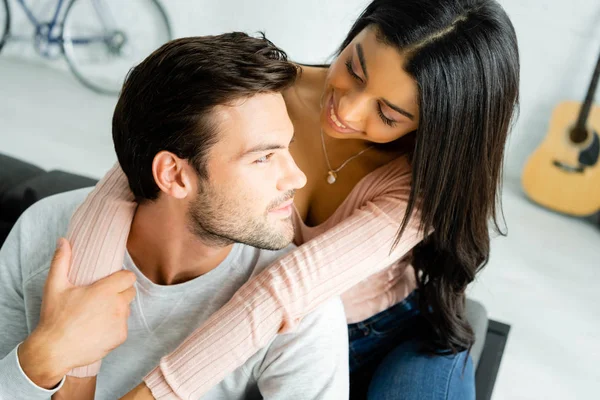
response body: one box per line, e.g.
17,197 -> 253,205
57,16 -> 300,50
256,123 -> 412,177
112,32 -> 298,201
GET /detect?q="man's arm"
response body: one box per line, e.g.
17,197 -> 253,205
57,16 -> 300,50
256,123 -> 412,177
0,216 -> 137,399
255,297 -> 349,399
0,219 -> 68,398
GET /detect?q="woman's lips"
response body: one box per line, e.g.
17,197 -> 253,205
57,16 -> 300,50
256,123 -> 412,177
326,94 -> 359,134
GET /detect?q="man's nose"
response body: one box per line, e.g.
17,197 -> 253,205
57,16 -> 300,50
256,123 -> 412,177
278,155 -> 307,192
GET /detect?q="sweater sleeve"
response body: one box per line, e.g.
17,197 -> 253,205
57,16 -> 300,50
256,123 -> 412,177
144,181 -> 425,400
65,163 -> 137,377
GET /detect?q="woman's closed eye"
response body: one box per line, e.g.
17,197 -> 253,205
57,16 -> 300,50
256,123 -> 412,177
346,57 -> 398,127
377,104 -> 397,127
345,58 -> 363,83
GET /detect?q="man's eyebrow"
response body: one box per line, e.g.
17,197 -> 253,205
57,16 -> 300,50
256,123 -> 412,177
238,134 -> 295,158
381,99 -> 415,120
240,144 -> 286,158
356,44 -> 368,79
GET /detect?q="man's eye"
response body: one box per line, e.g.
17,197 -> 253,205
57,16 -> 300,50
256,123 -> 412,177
255,154 -> 274,164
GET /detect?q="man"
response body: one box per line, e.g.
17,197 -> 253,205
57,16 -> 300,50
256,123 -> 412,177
0,33 -> 349,399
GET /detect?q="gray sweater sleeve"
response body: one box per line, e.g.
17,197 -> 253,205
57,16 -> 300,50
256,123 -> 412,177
0,218 -> 65,399
0,345 -> 66,399
254,297 -> 350,399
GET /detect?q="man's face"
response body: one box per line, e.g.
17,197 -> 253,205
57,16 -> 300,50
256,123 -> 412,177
188,93 -> 307,250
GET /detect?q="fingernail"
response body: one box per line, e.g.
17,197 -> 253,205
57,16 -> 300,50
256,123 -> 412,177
56,238 -> 64,249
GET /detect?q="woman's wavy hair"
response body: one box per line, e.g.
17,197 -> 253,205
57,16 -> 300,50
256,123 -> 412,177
338,0 -> 519,353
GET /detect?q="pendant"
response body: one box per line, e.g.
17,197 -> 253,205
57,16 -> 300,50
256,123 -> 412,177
327,170 -> 337,184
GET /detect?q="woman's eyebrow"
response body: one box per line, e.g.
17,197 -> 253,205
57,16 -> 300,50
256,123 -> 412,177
382,99 -> 415,120
356,44 -> 368,79
356,43 -> 415,120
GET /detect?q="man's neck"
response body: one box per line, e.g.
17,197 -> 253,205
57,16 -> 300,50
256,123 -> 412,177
126,200 -> 233,286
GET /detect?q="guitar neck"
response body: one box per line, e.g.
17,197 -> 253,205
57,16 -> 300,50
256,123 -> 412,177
575,49 -> 600,132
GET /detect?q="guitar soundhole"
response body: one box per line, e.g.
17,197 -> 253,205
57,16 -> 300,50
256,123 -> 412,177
569,126 -> 589,144
554,129 -> 599,173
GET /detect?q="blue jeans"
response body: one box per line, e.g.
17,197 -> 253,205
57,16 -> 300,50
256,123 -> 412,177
348,291 -> 475,400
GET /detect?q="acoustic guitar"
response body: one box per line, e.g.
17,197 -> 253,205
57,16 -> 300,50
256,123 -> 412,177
522,50 -> 600,217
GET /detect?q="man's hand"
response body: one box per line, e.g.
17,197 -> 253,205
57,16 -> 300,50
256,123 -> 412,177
18,238 -> 137,389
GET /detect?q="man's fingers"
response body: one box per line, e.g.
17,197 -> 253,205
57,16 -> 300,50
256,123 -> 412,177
93,270 -> 137,293
46,238 -> 73,293
120,286 -> 137,304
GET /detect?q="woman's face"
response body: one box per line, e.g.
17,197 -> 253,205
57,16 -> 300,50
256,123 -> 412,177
321,26 -> 420,143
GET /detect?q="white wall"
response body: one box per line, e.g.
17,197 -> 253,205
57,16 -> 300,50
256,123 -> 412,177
3,0 -> 600,181
165,0 -> 369,63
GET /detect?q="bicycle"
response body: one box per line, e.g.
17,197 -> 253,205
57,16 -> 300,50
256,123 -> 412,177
0,0 -> 172,95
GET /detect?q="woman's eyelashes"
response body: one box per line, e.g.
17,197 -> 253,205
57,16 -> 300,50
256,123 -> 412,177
377,104 -> 397,127
345,56 -> 398,127
345,58 -> 363,83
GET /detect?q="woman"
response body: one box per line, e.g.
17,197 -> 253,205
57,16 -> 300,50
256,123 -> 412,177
64,0 -> 519,398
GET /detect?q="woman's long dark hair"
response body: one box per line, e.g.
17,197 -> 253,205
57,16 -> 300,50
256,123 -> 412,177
338,0 -> 520,353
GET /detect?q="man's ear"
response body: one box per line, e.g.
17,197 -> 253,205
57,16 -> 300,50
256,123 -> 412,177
152,151 -> 196,199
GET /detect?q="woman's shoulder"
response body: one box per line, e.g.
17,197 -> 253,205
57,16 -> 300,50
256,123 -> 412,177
297,64 -> 329,76
365,156 -> 412,192
284,65 -> 328,110
341,156 -> 413,210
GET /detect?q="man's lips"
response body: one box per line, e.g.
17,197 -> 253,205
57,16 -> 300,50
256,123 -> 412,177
270,199 -> 294,212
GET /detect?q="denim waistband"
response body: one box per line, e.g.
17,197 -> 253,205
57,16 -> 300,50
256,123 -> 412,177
348,290 -> 419,335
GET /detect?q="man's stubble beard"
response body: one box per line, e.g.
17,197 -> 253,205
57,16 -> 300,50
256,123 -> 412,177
187,183 -> 295,250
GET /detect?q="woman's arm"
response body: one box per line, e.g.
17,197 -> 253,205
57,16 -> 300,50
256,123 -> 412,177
62,162 -> 422,400
119,383 -> 154,400
142,185 -> 424,400
52,377 -> 96,400
66,164 -> 136,377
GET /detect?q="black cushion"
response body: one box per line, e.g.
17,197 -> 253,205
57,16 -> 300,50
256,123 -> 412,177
0,220 -> 13,246
0,165 -> 98,248
0,154 -> 45,220
2,170 -> 98,222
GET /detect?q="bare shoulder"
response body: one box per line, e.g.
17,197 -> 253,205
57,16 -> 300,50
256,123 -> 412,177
283,65 -> 327,118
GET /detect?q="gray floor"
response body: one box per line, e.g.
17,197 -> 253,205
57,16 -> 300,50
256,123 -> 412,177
1,57 -> 599,400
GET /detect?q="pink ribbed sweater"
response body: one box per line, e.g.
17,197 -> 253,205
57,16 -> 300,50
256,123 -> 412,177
66,156 -> 424,399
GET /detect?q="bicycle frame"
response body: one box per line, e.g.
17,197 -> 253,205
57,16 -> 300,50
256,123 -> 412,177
15,0 -> 116,51
2,0 -> 172,94
16,0 -> 67,44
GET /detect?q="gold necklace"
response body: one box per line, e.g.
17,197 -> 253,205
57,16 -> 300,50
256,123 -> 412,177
319,130 -> 373,184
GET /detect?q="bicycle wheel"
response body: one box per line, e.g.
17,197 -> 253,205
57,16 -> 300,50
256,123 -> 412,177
0,0 -> 10,53
62,0 -> 172,95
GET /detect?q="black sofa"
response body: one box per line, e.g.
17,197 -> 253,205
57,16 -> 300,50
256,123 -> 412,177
0,153 -> 97,245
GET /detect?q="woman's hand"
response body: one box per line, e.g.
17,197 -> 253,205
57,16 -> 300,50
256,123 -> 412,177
119,382 -> 155,400
52,376 -> 97,400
